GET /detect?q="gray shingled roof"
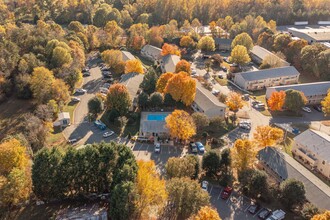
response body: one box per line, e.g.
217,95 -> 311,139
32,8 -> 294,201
214,38 -> 232,45
258,147 -> 330,210
120,73 -> 144,102
251,45 -> 290,66
269,81 -> 330,97
142,45 -> 162,58
294,129 -> 330,162
236,66 -> 300,81
194,81 -> 227,110
162,54 -> 180,73
121,51 -> 135,61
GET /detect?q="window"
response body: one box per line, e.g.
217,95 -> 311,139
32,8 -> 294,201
323,161 -> 325,165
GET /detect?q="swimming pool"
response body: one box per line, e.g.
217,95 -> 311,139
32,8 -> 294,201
147,114 -> 168,121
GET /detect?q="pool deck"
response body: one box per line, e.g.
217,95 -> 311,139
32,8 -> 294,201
140,111 -> 172,137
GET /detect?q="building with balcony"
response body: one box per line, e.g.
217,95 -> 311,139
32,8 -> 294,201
266,81 -> 330,104
292,129 -> 330,179
233,66 -> 300,91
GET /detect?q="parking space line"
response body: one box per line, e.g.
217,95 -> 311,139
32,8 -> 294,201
217,188 -> 223,200
244,204 -> 251,212
226,195 -> 231,204
254,208 -> 263,217
209,186 -> 213,194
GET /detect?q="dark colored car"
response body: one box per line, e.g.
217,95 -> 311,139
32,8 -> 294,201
68,139 -> 78,144
190,142 -> 198,153
258,208 -> 272,219
248,203 -> 260,214
221,186 -> 232,200
313,105 -> 322,112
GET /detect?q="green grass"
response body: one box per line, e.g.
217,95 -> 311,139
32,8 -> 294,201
282,137 -> 293,157
214,76 -> 228,86
63,102 -> 78,122
46,126 -> 66,147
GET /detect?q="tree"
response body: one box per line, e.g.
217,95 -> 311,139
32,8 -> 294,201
225,92 -> 244,113
51,79 -> 70,105
103,21 -> 124,48
260,54 -> 285,69
286,39 -> 308,64
134,160 -> 167,218
202,151 -> 221,178
316,49 -> 330,80
180,36 -> 195,49
280,178 -> 306,209
138,92 -> 149,109
192,206 -> 221,220
125,59 -> 144,74
311,211 -> 330,220
175,59 -> 191,74
161,43 -> 181,56
300,44 -> 327,78
231,32 -> 253,51
88,96 -> 103,115
197,36 -> 215,52
238,169 -> 269,199
321,90 -> 330,116
273,33 -> 292,53
284,89 -> 307,114
30,67 -> 55,104
101,49 -> 123,69
231,139 -> 257,172
147,26 -> 164,48
192,112 -> 210,130
229,45 -> 251,65
166,177 -> 210,219
156,72 -> 174,93
106,84 -> 131,116
166,156 -> 198,179
131,35 -> 146,51
149,92 -> 163,107
253,126 -> 284,148
267,90 -> 286,111
140,68 -> 158,94
50,46 -> 73,68
257,32 -> 274,50
301,203 -> 320,220
165,110 -> 196,141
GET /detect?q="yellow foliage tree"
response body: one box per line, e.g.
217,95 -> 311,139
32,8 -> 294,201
192,206 -> 222,220
311,211 -> 330,220
30,67 -> 55,104
253,125 -> 284,148
125,59 -> 144,74
156,72 -> 174,93
101,49 -> 123,68
225,92 -> 244,112
0,138 -> 29,176
229,45 -> 251,65
135,160 -> 167,218
165,110 -> 196,141
321,90 -> 330,116
175,59 -> 191,74
180,36 -> 195,48
52,79 -> 70,104
267,90 -> 286,111
161,43 -> 181,56
231,139 -> 257,172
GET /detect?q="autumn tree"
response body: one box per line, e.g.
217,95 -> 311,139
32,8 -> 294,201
267,90 -> 286,111
300,44 -> 327,79
103,21 -> 124,48
253,125 -> 284,148
166,155 -> 199,179
284,89 -> 307,114
280,178 -> 306,209
231,32 -> 253,51
88,96 -> 103,116
273,33 -> 292,53
131,35 -> 145,51
321,90 -> 330,116
257,32 -> 275,51
260,54 -> 285,69
180,36 -> 195,49
165,110 -> 196,141
192,112 -> 210,130
225,92 -> 244,117
147,26 -> 164,48
156,72 -> 174,93
30,67 -> 55,104
230,45 -> 251,65
51,79 -> 70,105
106,84 -> 131,116
134,160 -> 167,219
197,36 -> 215,52
101,49 -> 123,69
161,43 -> 181,56
125,59 -> 144,74
175,59 -> 191,74
192,206 -> 221,220
312,211 -> 330,220
231,139 -> 257,172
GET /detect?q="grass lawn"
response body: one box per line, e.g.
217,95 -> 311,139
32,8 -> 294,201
214,76 -> 228,86
46,126 -> 67,147
63,102 -> 78,123
282,137 -> 293,157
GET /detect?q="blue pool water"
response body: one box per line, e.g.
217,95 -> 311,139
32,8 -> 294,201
147,114 -> 168,121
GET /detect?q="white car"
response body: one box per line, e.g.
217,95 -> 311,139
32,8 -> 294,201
71,97 -> 81,102
302,106 -> 312,113
154,143 -> 161,153
191,69 -> 197,75
212,90 -> 220,95
76,88 -> 87,94
201,181 -> 208,191
103,131 -> 114,138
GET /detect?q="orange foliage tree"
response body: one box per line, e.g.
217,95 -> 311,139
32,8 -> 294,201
175,59 -> 191,74
125,59 -> 144,74
165,110 -> 196,141
225,92 -> 244,112
156,72 -> 174,93
267,90 -> 286,111
193,206 -> 222,220
131,35 -> 146,51
312,211 -> 330,220
253,125 -> 284,148
231,139 -> 257,172
161,43 -> 181,56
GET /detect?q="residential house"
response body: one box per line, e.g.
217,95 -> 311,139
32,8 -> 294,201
292,129 -> 330,179
192,81 -> 227,118
53,112 -> 70,127
119,73 -> 144,110
141,45 -> 162,62
160,54 -> 181,73
250,45 -> 290,66
139,112 -> 171,138
121,51 -> 135,61
214,38 -> 232,51
266,81 -> 330,104
288,27 -> 330,43
258,147 -> 330,210
234,66 -> 300,91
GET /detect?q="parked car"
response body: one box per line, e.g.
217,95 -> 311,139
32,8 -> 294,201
154,143 -> 161,153
94,120 -> 106,130
313,105 -> 322,112
82,67 -> 89,72
71,97 -> 81,102
102,83 -> 111,89
195,142 -> 205,153
202,54 -> 211,59
68,139 -> 78,144
82,71 -> 90,77
302,106 -> 312,113
254,103 -> 265,110
102,70 -> 112,76
258,208 -> 272,219
241,94 -> 249,101
221,186 -> 232,199
76,88 -> 87,94
266,209 -> 285,220
212,90 -> 220,95
220,66 -> 227,72
103,78 -> 114,83
100,87 -> 108,94
190,142 -> 198,154
201,181 -> 208,191
239,122 -> 251,130
137,136 -> 149,142
191,69 -> 197,75
248,203 -> 260,214
103,131 -> 114,138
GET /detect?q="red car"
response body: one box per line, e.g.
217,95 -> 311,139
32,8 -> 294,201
221,187 -> 233,199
